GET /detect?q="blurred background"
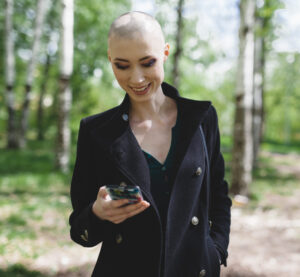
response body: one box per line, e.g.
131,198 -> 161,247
0,0 -> 299,276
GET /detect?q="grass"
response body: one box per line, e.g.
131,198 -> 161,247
0,140 -> 73,274
220,136 -> 300,201
0,137 -> 299,275
261,139 -> 300,154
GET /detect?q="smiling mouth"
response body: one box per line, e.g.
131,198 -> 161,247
130,83 -> 151,94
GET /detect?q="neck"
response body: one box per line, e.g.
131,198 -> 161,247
129,86 -> 171,123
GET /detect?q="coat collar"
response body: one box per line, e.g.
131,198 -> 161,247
90,82 -> 211,200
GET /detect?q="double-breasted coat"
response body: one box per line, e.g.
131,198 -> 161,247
69,82 -> 231,277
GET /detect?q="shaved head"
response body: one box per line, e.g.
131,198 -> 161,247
108,11 -> 165,47
107,12 -> 170,102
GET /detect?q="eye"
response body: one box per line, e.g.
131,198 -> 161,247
142,59 -> 156,68
114,63 -> 129,70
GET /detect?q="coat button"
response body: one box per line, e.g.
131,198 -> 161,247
116,233 -> 123,244
199,269 -> 206,276
195,167 -> 202,176
191,216 -> 199,226
80,234 -> 88,242
122,113 -> 129,121
80,229 -> 88,242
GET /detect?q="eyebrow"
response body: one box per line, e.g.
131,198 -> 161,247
114,56 -> 152,62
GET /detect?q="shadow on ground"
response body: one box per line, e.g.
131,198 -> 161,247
222,268 -> 268,277
0,264 -> 43,277
0,264 -> 93,277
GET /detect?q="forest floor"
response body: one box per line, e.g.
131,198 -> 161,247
221,151 -> 300,277
0,147 -> 300,277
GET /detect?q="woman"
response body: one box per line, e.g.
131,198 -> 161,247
69,11 -> 231,277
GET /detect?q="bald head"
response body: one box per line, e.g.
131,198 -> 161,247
108,11 -> 165,46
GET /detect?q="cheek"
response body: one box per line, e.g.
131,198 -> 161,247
112,68 -> 127,83
152,64 -> 164,79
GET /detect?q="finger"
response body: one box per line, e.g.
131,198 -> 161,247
111,201 -> 150,219
126,202 -> 150,218
110,198 -> 130,208
101,198 -> 129,215
109,202 -> 150,223
107,200 -> 149,217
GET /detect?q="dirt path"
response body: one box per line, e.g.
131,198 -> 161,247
221,193 -> 300,276
221,152 -> 300,277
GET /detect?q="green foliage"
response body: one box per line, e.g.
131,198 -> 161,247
0,0 -> 5,92
0,0 -> 131,147
0,0 -> 299,177
255,0 -> 284,51
155,0 -> 220,84
264,52 -> 300,143
73,0 -> 130,87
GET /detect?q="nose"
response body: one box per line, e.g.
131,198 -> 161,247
130,66 -> 145,84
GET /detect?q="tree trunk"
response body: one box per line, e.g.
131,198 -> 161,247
19,0 -> 49,148
5,0 -> 18,148
283,55 -> 296,145
253,15 -> 265,167
230,0 -> 256,197
37,54 -> 51,141
55,0 -> 74,172
172,0 -> 184,88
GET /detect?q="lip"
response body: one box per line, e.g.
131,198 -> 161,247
130,83 -> 151,95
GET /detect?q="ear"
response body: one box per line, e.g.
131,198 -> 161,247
163,43 -> 170,62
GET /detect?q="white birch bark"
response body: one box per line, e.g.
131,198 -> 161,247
253,15 -> 265,166
172,0 -> 184,88
231,0 -> 256,196
5,0 -> 18,148
56,0 -> 74,172
19,0 -> 50,148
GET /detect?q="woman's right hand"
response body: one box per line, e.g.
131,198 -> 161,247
92,186 -> 150,224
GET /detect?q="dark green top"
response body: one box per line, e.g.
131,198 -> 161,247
142,109 -> 180,275
142,116 -> 179,229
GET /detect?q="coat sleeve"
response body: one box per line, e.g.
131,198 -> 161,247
69,119 -> 113,247
204,106 -> 232,266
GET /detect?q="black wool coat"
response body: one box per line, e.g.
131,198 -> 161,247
69,82 -> 231,277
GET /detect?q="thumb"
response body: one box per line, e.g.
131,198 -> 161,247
98,186 -> 108,199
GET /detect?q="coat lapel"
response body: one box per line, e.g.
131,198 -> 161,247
109,127 -> 151,195
161,83 -> 211,185
89,93 -> 153,201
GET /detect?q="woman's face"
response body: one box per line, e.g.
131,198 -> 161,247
108,33 -> 169,102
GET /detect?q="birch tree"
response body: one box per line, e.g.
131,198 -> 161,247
172,0 -> 184,88
230,0 -> 256,196
18,0 -> 49,148
5,0 -> 18,148
55,0 -> 74,172
253,0 -> 282,165
253,13 -> 265,166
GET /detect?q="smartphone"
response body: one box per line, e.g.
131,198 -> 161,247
105,184 -> 143,204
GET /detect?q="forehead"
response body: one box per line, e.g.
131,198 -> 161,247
109,33 -> 164,60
